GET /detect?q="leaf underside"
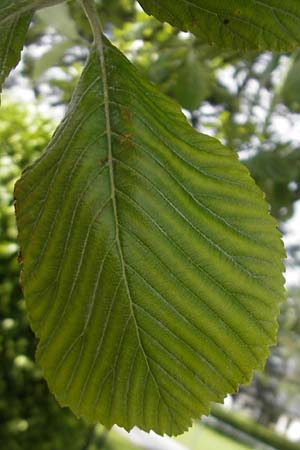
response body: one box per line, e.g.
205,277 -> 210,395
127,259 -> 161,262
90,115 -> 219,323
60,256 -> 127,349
0,12 -> 32,92
15,37 -> 285,436
138,0 -> 300,51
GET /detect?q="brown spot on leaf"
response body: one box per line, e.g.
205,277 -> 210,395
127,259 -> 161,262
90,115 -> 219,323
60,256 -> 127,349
121,132 -> 133,142
121,108 -> 132,121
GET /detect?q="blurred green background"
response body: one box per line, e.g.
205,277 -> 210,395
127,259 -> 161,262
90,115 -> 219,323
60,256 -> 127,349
1,1 -> 300,449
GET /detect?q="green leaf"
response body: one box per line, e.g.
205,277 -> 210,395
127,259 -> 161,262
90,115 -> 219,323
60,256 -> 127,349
37,3 -> 80,41
32,40 -> 71,81
171,53 -> 212,111
0,13 -> 32,92
0,0 -> 63,24
31,2 -> 82,81
137,0 -> 300,50
0,0 -> 64,92
15,36 -> 285,436
281,55 -> 300,112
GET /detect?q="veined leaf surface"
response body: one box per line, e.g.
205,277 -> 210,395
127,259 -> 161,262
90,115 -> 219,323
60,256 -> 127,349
15,36 -> 285,435
138,0 -> 300,50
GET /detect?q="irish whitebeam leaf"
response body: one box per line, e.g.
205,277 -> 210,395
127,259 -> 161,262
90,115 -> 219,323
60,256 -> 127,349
15,36 -> 285,435
138,0 -> 300,51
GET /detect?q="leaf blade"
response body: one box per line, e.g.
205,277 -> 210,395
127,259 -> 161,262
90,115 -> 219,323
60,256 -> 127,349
138,0 -> 300,50
15,38 -> 285,436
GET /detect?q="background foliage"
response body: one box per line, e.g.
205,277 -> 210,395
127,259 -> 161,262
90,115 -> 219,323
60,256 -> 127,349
1,0 -> 300,448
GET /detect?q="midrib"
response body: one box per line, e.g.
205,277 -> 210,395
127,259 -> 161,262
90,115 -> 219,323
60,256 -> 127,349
91,10 -> 146,347
81,0 -> 166,418
93,27 -> 136,318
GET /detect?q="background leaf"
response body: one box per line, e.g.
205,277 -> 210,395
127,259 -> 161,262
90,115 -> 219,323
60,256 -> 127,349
0,0 -> 65,93
0,13 -> 32,92
137,0 -> 300,50
281,53 -> 300,112
168,49 -> 213,111
0,0 -> 63,24
15,37 -> 285,436
32,40 -> 72,81
37,3 -> 80,41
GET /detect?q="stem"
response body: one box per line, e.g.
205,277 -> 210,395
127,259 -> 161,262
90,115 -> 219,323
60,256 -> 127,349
81,0 -> 104,47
